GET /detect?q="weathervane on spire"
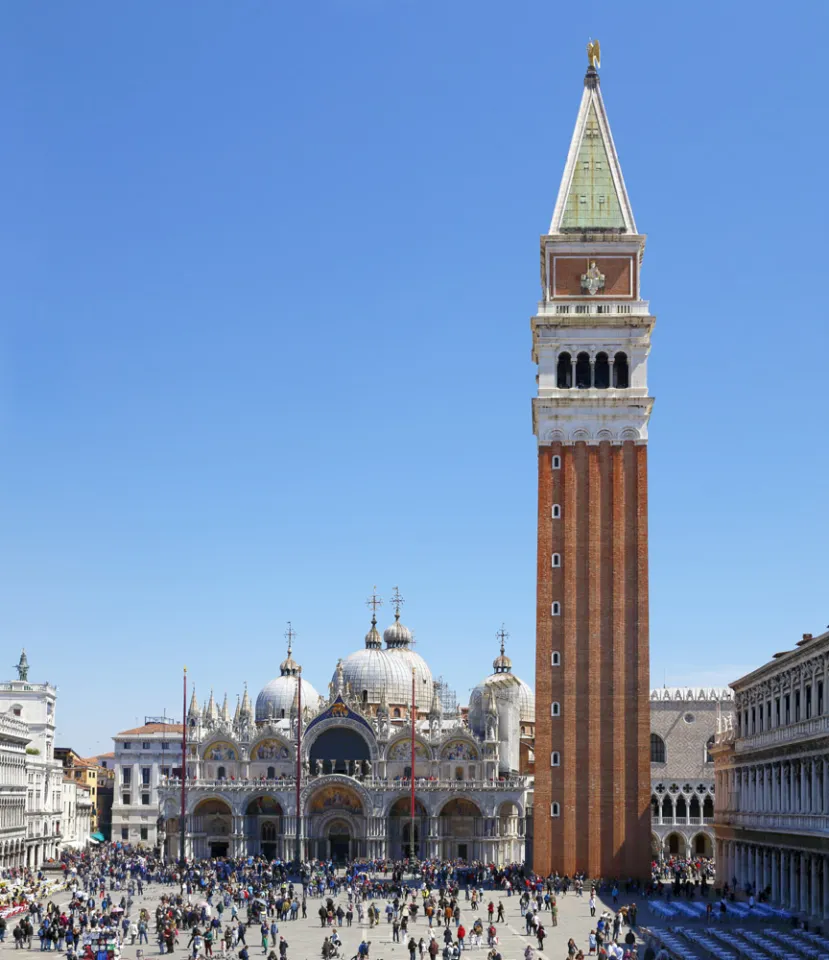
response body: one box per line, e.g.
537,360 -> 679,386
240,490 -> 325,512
587,39 -> 601,70
390,586 -> 405,620
496,624 -> 510,656
366,587 -> 383,623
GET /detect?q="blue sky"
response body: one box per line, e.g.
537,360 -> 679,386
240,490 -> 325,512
1,2 -> 826,755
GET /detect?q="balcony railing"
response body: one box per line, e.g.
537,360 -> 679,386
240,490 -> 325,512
736,715 -> 829,753
652,817 -> 714,827
717,812 -> 829,834
160,776 -> 527,792
538,300 -> 652,317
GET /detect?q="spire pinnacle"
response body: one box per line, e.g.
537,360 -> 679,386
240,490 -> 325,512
549,55 -> 636,236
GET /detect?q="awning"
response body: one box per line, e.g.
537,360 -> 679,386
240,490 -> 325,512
90,832 -> 105,843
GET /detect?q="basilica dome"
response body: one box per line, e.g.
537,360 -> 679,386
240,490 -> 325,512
470,632 -> 535,724
337,614 -> 433,712
255,643 -> 320,722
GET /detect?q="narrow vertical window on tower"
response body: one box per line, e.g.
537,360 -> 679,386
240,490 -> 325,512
556,353 -> 572,388
613,352 -> 629,388
552,553 -> 561,567
552,455 -> 561,469
594,352 -> 610,388
551,652 -> 560,666
551,602 -> 561,616
551,702 -> 560,717
551,802 -> 560,817
575,352 -> 591,388
552,504 -> 561,519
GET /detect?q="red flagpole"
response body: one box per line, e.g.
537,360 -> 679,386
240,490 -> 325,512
296,666 -> 302,864
180,667 -> 187,866
411,667 -> 416,859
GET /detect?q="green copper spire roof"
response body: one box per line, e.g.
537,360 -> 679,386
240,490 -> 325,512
559,103 -> 625,230
550,68 -> 636,235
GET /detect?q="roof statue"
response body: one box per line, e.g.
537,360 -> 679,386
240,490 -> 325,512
16,649 -> 29,682
587,39 -> 601,70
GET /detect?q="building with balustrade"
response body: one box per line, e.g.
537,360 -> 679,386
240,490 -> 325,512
151,610 -> 533,865
713,627 -> 829,923
0,652 -> 64,867
0,705 -> 29,868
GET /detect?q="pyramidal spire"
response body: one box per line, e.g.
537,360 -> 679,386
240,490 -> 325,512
188,686 -> 201,718
206,688 -> 218,721
220,693 -> 230,722
549,52 -> 636,236
233,694 -> 241,725
240,683 -> 252,719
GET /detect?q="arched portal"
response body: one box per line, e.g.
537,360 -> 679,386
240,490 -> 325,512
498,800 -> 523,865
692,831 -> 713,858
305,782 -> 367,862
439,797 -> 483,862
388,797 -> 428,859
308,727 -> 370,776
664,831 -> 687,857
192,798 -> 232,859
325,818 -> 352,863
245,796 -> 283,860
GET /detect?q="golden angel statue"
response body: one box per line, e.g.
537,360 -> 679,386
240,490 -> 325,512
587,39 -> 601,70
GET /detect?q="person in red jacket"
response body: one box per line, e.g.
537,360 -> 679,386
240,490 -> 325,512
457,926 -> 466,952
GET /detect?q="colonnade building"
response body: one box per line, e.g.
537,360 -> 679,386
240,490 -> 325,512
713,627 -> 829,923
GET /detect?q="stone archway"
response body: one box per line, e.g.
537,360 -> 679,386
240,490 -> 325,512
305,781 -> 367,861
388,796 -> 428,859
498,800 -> 523,865
664,831 -> 687,858
691,831 -> 713,858
245,796 -> 284,860
438,797 -> 483,862
192,797 -> 232,859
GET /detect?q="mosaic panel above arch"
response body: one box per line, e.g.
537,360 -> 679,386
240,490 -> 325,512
388,740 -> 428,761
251,739 -> 290,761
308,784 -> 363,815
203,742 -> 239,762
440,739 -> 479,761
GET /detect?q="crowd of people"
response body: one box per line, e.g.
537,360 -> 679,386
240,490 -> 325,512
0,848 -> 659,960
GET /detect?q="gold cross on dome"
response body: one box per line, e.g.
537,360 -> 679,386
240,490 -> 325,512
390,586 -> 405,617
496,624 -> 510,655
366,587 -> 383,616
284,621 -> 296,654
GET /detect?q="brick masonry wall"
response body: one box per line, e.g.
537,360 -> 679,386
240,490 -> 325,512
534,440 -> 651,880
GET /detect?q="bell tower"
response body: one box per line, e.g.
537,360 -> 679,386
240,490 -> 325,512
532,52 -> 654,879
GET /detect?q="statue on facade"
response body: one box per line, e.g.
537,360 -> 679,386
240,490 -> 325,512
15,649 -> 28,682
315,759 -> 323,776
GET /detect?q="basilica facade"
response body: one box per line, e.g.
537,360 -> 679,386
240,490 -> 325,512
157,610 -> 533,865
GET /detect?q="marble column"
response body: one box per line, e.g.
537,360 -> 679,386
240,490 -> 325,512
800,854 -> 808,915
811,856 -> 819,918
790,851 -> 797,908
823,856 -> 829,921
771,849 -> 779,904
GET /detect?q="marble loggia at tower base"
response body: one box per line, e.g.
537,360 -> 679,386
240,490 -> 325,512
531,58 -> 654,879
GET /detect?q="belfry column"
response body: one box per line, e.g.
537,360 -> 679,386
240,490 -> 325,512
532,49 -> 654,880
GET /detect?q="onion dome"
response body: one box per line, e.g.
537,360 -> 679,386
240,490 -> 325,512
470,627 -> 536,724
492,624 -> 512,674
256,638 -> 320,722
384,611 -> 413,649
364,614 -> 382,650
